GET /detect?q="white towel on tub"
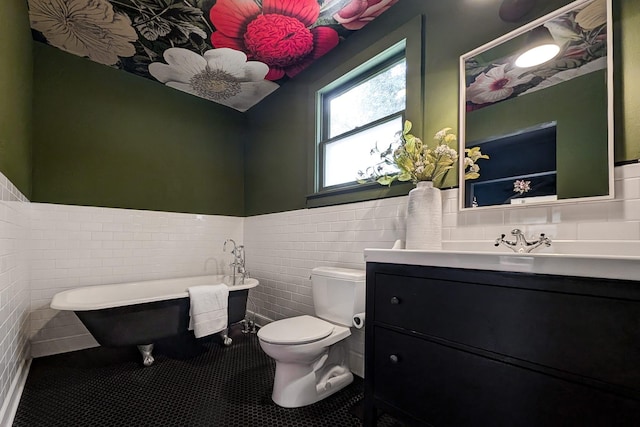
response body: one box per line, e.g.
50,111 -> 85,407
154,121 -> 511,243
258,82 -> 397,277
188,284 -> 229,338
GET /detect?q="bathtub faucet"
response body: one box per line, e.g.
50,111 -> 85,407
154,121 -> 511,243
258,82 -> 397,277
223,238 -> 236,254
223,239 -> 249,285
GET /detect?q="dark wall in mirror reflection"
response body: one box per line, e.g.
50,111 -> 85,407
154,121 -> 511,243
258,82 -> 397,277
462,0 -> 611,209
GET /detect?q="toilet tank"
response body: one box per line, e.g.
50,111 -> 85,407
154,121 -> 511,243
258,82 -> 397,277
311,267 -> 366,326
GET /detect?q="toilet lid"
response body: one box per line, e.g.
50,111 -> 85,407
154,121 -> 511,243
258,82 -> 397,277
258,315 -> 334,345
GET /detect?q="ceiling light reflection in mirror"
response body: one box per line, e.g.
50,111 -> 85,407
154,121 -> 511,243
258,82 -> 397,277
459,0 -> 613,210
514,27 -> 560,68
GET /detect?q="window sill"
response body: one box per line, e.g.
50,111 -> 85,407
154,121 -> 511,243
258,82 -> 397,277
306,181 -> 414,208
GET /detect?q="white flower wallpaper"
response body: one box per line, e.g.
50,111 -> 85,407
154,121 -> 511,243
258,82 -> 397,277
27,0 -> 400,112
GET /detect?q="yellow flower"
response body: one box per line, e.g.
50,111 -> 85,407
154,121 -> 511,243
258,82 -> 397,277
358,120 -> 489,188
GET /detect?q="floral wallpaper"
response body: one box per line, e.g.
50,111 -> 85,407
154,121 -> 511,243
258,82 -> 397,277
27,0 -> 399,112
465,0 -> 607,112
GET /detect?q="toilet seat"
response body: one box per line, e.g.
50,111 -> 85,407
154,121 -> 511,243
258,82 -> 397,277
258,315 -> 334,345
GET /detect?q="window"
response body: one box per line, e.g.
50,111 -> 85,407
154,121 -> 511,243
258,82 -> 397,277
306,15 -> 422,208
317,53 -> 406,191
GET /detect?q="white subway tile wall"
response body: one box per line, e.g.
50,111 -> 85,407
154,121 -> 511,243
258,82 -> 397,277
0,173 -> 30,411
244,163 -> 640,376
29,205 -> 243,357
244,196 -> 406,323
244,197 -> 407,377
451,163 -> 640,252
0,162 -> 638,383
246,163 -> 640,323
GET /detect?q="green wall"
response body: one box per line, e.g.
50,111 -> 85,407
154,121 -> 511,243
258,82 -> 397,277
467,71 -> 609,200
0,0 -> 33,197
3,0 -> 638,217
245,0 -> 575,215
245,0 -> 639,216
617,0 -> 640,162
32,44 -> 247,216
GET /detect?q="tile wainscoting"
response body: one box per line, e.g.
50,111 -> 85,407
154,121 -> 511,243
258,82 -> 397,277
445,163 -> 640,253
29,205 -> 243,357
0,162 -> 636,388
244,196 -> 406,377
244,162 -> 640,378
0,173 -> 30,424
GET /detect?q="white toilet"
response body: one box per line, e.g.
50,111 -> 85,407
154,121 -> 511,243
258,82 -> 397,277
257,267 -> 366,408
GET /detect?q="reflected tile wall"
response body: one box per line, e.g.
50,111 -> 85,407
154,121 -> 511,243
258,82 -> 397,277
450,163 -> 640,249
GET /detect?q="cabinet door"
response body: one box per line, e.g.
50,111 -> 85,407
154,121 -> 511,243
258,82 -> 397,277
373,326 -> 640,427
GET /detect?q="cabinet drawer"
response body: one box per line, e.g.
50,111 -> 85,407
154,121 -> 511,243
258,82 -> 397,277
373,326 -> 640,426
373,273 -> 432,331
372,272 -> 640,391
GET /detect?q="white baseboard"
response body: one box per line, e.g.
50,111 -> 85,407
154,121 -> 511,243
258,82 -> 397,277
349,350 -> 365,378
246,310 -> 272,327
0,358 -> 31,427
30,334 -> 99,358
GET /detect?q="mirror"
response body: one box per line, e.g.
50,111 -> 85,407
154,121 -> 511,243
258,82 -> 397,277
459,0 -> 613,210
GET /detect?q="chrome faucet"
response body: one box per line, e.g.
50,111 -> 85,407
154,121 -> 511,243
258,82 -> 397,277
235,245 -> 248,279
223,238 -> 236,254
223,239 -> 249,285
494,229 -> 552,253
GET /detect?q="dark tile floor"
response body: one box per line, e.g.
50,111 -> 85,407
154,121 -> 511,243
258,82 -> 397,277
14,326 -> 404,426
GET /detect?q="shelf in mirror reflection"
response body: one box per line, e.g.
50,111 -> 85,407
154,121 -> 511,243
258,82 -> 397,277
459,0 -> 614,210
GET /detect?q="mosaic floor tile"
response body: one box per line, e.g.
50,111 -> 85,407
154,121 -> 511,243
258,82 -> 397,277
14,326 -> 404,427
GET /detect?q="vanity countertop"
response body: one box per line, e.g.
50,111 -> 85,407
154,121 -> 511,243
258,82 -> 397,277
364,248 -> 640,281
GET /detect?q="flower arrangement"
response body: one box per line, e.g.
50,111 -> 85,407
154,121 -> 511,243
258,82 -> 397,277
513,179 -> 532,195
357,120 -> 488,188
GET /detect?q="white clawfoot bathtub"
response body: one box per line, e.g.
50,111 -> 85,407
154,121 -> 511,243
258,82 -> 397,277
51,275 -> 258,366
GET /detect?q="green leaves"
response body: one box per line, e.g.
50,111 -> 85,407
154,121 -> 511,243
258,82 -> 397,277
465,146 -> 489,162
403,120 -> 412,135
357,121 -> 490,189
404,134 -> 416,154
397,171 -> 412,182
376,176 -> 396,186
465,172 -> 480,180
463,146 -> 489,181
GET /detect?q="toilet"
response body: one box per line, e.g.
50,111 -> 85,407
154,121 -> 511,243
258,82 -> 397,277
257,267 -> 366,408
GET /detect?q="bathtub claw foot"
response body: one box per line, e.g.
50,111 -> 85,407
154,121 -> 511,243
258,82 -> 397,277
220,329 -> 233,346
137,344 -> 155,366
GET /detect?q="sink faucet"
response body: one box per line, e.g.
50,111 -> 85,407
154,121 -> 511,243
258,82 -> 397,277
223,239 -> 249,285
494,229 -> 552,253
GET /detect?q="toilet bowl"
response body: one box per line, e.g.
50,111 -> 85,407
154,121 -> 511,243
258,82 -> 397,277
258,315 -> 353,407
257,267 -> 366,408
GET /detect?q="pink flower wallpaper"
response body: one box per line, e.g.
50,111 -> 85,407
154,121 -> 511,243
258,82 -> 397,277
28,0 -> 399,112
465,0 -> 607,112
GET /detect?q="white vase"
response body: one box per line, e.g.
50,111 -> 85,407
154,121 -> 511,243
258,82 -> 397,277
405,181 -> 442,250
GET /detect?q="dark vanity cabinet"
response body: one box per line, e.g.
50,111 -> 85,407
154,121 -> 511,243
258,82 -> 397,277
363,262 -> 640,426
